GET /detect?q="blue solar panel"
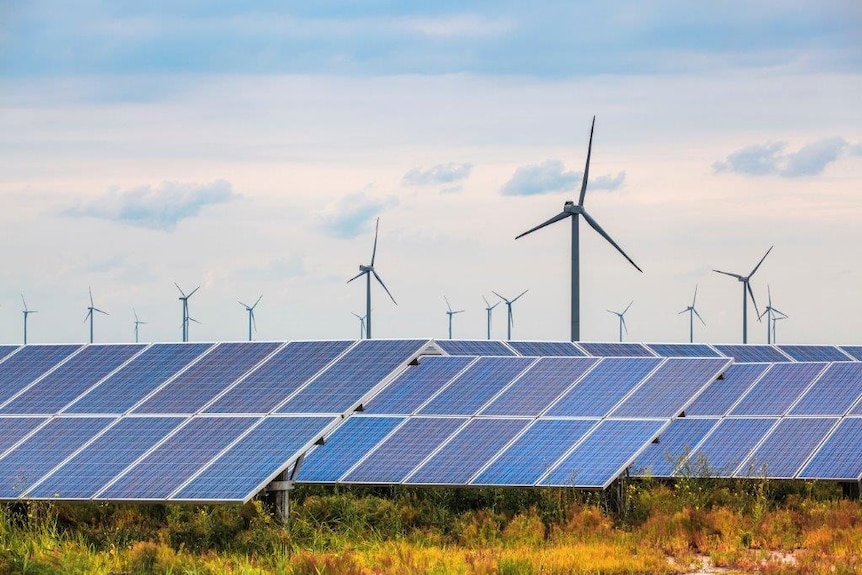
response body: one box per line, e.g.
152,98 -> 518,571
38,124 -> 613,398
406,418 -> 530,485
296,416 -> 404,483
738,418 -> 838,479
436,340 -> 514,356
611,358 -> 730,418
839,346 -> 862,361
576,342 -> 655,357
278,340 -> 426,414
26,417 -> 185,499
686,418 -> 776,476
417,357 -> 536,416
646,343 -> 721,358
542,419 -> 665,487
0,416 -> 49,455
98,417 -> 258,500
730,363 -> 827,416
545,358 -> 662,417
174,416 -> 334,501
685,364 -> 770,416
481,357 -> 599,416
206,341 -> 353,414
134,342 -> 283,414
342,417 -> 466,483
1,345 -> 145,414
713,345 -> 791,363
507,341 -> 586,357
790,363 -> 862,416
471,419 -> 596,486
363,356 -> 475,415
0,417 -> 113,498
65,344 -> 212,414
0,345 -> 82,405
632,418 -> 718,477
0,346 -> 19,363
778,345 -> 854,362
798,418 -> 862,480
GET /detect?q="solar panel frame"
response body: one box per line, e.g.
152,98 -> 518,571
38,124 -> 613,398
0,346 -> 20,364
684,417 -> 778,477
506,341 -> 586,357
713,344 -> 792,363
0,345 -> 84,406
435,340 -> 515,356
789,363 -> 862,416
362,356 -> 477,415
839,346 -> 862,361
631,417 -> 719,478
645,343 -> 722,358
777,345 -> 855,362
575,342 -> 656,357
684,363 -> 770,416
736,417 -> 839,479
797,418 -> 862,480
730,363 -> 828,416
0,416 -> 51,458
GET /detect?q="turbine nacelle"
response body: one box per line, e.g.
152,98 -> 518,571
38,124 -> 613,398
564,201 -> 583,214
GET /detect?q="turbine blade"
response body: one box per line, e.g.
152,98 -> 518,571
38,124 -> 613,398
188,286 -> 201,298
352,312 -> 362,319
578,115 -> 596,206
95,308 -> 108,316
491,290 -> 508,303
713,269 -> 743,279
482,295 -> 490,307
251,311 -> 257,332
188,317 -> 202,325
581,210 -> 643,272
252,294 -> 263,309
84,310 -> 91,322
370,217 -> 380,266
444,296 -> 452,312
767,284 -> 772,307
89,287 -> 94,306
772,307 -> 788,318
621,316 -> 628,334
511,289 -> 528,303
747,282 -> 761,320
678,308 -> 688,315
455,309 -> 465,314
749,246 -> 773,277
693,308 -> 706,325
692,284 -> 698,307
490,301 -> 501,310
514,211 -> 569,240
623,300 -> 633,314
238,300 -> 249,308
372,270 -> 397,305
174,282 -> 186,297
133,308 -> 139,321
346,270 -> 366,284
21,294 -> 28,312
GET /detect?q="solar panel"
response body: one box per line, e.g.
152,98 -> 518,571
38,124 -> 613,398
173,416 -> 335,501
645,343 -> 721,358
730,363 -> 827,416
631,418 -> 719,477
435,340 -> 514,356
134,342 -> 282,414
0,416 -> 49,455
342,417 -> 466,483
685,418 -> 776,477
417,357 -> 536,416
541,419 -> 666,488
738,418 -> 838,479
296,416 -> 404,483
798,418 -> 862,480
685,364 -> 770,416
471,419 -> 596,486
713,344 -> 790,363
839,346 -> 862,361
277,340 -> 426,414
790,363 -> 862,416
0,345 -> 82,405
0,346 -> 19,363
611,358 -> 730,418
65,344 -> 212,414
507,341 -> 586,357
545,357 -> 661,417
576,342 -> 655,357
26,417 -> 185,499
362,356 -> 475,415
778,345 -> 854,362
206,341 -> 353,414
480,357 -> 599,416
405,418 -> 530,485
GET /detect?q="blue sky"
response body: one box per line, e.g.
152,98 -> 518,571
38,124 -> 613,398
0,1 -> 860,344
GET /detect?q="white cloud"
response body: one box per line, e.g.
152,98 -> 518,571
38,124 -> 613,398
317,189 -> 398,239
714,138 -> 852,177
402,162 -> 474,186
501,159 -> 580,196
591,171 -> 626,191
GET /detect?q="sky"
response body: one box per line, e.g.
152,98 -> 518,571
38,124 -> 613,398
0,0 -> 860,346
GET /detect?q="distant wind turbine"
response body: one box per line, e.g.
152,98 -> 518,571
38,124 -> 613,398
444,296 -> 464,340
84,287 -> 108,344
21,294 -> 37,345
482,295 -> 501,340
713,246 -> 772,344
351,312 -> 367,340
758,285 -> 787,345
607,301 -> 633,343
772,316 -> 787,344
238,295 -> 262,342
515,116 -> 642,342
678,285 -> 706,343
492,290 -> 528,341
347,218 -> 397,339
133,308 -> 147,343
175,283 -> 200,342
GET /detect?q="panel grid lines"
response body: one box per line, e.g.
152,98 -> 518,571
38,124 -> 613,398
736,417 -> 838,479
363,356 -> 478,415
730,363 -> 828,416
0,345 -> 84,408
576,342 -> 656,357
790,363 -> 862,416
506,341 -> 586,357
778,345 -> 855,362
685,363 -> 770,416
435,340 -> 515,356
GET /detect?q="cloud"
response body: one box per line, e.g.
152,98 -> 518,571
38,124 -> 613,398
714,138 -> 852,177
318,190 -> 398,239
64,180 -> 238,231
402,162 -> 473,186
782,138 -> 848,177
501,159 -> 583,196
440,186 -> 463,195
713,141 -> 786,175
591,171 -> 626,191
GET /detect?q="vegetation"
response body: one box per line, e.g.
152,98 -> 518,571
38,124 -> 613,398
2,478 -> 862,574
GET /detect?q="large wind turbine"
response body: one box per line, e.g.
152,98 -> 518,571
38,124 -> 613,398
347,218 -> 397,339
758,285 -> 787,345
133,308 -> 147,343
351,312 -> 367,340
21,295 -> 37,345
515,117 -> 642,342
713,246 -> 772,344
482,295 -> 501,340
238,295 -> 262,342
84,287 -> 108,344
175,283 -> 200,342
444,296 -> 464,340
492,290 -> 528,341
606,301 -> 633,343
678,285 -> 706,343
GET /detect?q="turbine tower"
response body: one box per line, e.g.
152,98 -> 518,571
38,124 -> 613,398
444,296 -> 464,340
758,285 -> 787,345
175,283 -> 200,342
133,308 -> 147,344
21,295 -> 37,345
351,312 -> 367,340
492,290 -> 528,341
713,246 -> 772,344
515,116 -> 642,342
607,301 -> 633,343
347,218 -> 397,339
772,316 -> 787,344
482,295 -> 501,340
238,295 -> 262,342
84,287 -> 108,344
678,285 -> 705,343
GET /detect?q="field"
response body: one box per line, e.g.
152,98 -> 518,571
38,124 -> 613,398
2,477 -> 862,574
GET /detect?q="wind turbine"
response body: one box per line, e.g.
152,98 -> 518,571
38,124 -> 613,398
175,283 -> 200,342
607,301 -> 633,343
758,285 -> 787,345
482,295 -> 501,340
351,312 -> 367,340
444,296 -> 464,340
347,218 -> 396,339
238,295 -> 262,342
492,290 -> 528,341
84,287 -> 108,344
713,246 -> 772,344
515,116 -> 642,342
133,308 -> 147,343
21,294 -> 37,345
772,316 -> 787,344
678,285 -> 706,343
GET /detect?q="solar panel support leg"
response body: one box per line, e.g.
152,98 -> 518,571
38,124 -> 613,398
840,481 -> 860,500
